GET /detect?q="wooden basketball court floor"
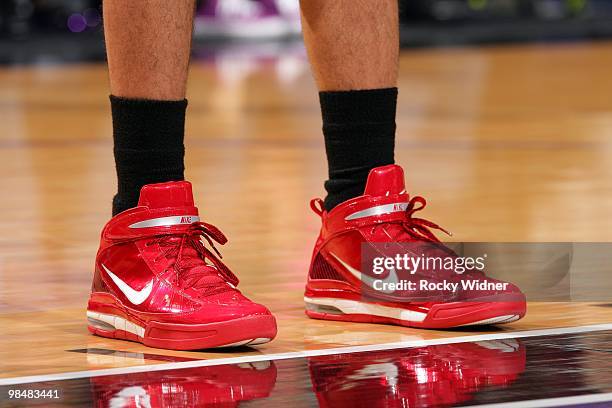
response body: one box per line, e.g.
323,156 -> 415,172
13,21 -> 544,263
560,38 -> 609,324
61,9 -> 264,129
2,41 -> 612,406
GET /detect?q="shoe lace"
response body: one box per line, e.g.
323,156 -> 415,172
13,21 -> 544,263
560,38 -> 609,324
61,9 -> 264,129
368,195 -> 457,260
363,196 -> 489,279
401,196 -> 452,243
402,197 -> 487,277
146,221 -> 239,292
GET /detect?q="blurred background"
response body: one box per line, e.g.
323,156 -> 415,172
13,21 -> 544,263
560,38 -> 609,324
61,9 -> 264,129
3,0 -> 612,64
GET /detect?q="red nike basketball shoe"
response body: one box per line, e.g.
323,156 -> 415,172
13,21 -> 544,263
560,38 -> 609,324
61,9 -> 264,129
305,165 -> 526,328
87,181 -> 277,349
91,361 -> 277,407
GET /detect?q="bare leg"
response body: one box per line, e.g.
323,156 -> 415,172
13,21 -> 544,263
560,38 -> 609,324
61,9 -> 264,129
300,0 -> 399,210
300,0 -> 398,91
103,1 -> 195,215
104,0 -> 195,100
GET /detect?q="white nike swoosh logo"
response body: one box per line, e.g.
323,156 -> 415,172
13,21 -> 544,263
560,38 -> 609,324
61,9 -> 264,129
330,253 -> 398,294
102,264 -> 153,305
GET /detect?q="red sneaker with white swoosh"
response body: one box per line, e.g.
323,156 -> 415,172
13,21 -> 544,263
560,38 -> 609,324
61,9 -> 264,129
87,181 -> 277,349
305,164 -> 526,328
91,360 -> 278,407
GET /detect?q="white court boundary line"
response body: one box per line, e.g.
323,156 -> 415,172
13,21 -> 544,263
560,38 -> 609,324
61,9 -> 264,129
2,323 -> 612,386
463,392 -> 612,408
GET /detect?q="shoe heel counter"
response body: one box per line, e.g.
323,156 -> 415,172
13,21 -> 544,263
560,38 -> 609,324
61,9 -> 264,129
307,232 -> 324,279
91,261 -> 108,293
308,229 -> 347,282
309,253 -> 346,282
91,243 -> 110,294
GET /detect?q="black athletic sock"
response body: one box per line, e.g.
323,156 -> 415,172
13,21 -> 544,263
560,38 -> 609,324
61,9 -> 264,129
320,87 -> 397,211
110,96 -> 187,216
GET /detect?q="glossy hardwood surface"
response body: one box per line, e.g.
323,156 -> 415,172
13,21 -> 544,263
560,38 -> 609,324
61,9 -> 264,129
5,330 -> 612,407
2,41 -> 612,379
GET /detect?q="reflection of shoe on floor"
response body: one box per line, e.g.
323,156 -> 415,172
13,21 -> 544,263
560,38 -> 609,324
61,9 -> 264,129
87,181 -> 277,350
91,361 -> 277,407
309,339 -> 526,407
305,164 -> 527,328
195,0 -> 298,39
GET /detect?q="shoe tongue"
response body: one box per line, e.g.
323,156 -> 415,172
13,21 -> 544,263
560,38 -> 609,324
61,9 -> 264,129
364,165 -> 406,197
138,181 -> 195,209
